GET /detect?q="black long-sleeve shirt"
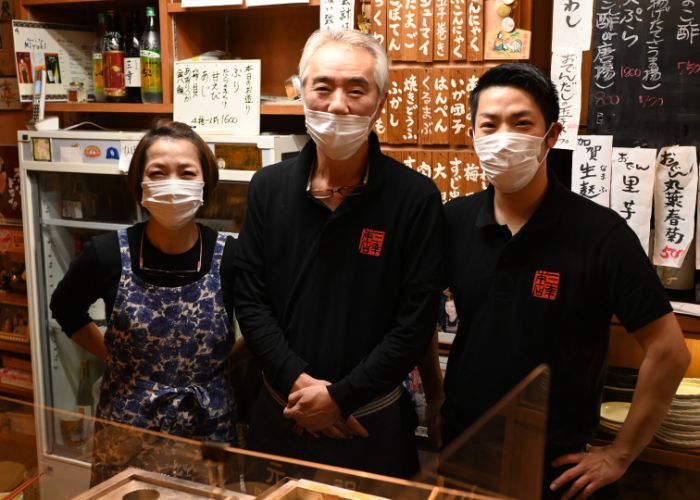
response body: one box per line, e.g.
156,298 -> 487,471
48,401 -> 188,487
234,134 -> 444,417
50,222 -> 236,336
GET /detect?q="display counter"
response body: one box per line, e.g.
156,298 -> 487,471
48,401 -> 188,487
0,366 -> 550,500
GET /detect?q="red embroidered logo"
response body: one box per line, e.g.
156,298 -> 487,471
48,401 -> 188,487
359,228 -> 385,257
532,270 -> 560,300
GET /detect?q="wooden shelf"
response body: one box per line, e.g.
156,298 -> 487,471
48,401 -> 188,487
21,0 -> 109,5
0,293 -> 28,307
0,383 -> 33,400
0,340 -> 30,355
45,103 -> 172,114
167,0 -> 319,12
45,102 -> 302,115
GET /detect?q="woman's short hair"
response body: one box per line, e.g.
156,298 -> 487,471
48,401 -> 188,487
298,28 -> 389,96
128,120 -> 219,205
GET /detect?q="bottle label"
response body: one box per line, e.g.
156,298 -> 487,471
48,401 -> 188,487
140,49 -> 161,60
140,55 -> 162,93
125,57 -> 141,87
104,50 -> 126,96
92,54 -> 104,92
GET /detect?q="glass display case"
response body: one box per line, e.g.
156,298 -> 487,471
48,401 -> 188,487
17,129 -> 306,497
0,366 -> 550,500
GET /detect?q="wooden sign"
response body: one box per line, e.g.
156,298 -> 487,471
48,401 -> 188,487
449,68 -> 469,146
418,68 -> 434,145
431,68 -> 451,145
433,151 -> 450,202
386,68 -> 405,144
402,0 -> 419,61
402,70 -> 420,143
450,0 -> 467,61
434,0 -> 451,61
466,0 -> 484,61
417,0 -> 435,62
386,0 -> 403,60
370,0 -> 387,47
462,150 -> 487,195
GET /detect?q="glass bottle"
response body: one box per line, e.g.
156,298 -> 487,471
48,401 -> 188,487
140,6 -> 163,104
103,10 -> 126,103
125,11 -> 142,103
92,13 -> 106,102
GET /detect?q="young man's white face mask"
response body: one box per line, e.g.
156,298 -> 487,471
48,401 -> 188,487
141,179 -> 204,230
473,124 -> 554,193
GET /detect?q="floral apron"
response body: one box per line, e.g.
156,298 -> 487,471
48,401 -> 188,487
91,229 -> 235,485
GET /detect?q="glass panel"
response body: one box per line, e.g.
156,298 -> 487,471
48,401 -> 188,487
38,172 -> 138,225
415,364 -> 551,500
0,369 -> 549,499
199,182 -> 249,234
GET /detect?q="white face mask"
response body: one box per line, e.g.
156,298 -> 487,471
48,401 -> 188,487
473,125 -> 553,193
304,107 -> 375,160
141,179 -> 204,230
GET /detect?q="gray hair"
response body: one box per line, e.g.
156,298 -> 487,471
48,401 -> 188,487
298,28 -> 389,97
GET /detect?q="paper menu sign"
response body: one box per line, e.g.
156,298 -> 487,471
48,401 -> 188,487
551,50 -> 583,150
653,146 -> 698,268
11,20 -> 94,102
571,135 -> 613,207
610,147 -> 657,255
551,0 -> 594,51
173,59 -> 261,135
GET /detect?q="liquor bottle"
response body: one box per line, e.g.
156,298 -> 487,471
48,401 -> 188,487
124,11 -> 142,103
92,13 -> 106,102
103,10 -> 126,102
140,6 -> 163,104
76,360 -> 94,417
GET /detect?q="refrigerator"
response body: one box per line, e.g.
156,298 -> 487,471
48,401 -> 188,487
18,129 -> 306,498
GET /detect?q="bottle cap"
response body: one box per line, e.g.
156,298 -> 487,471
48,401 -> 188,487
146,6 -> 156,16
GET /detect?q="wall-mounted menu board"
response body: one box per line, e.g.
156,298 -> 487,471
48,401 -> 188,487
587,1 -> 700,150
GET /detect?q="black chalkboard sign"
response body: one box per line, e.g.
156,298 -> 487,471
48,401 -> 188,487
587,1 -> 700,150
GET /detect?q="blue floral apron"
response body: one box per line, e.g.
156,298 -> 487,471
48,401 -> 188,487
91,228 -> 235,484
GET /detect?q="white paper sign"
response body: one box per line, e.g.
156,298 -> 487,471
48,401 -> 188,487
321,0 -> 355,30
653,146 -> 698,268
118,141 -> 140,173
610,148 -> 657,254
247,0 -> 307,6
571,135 -> 613,207
551,51 -> 582,150
174,59 -> 261,135
552,0 -> 594,51
11,20 -> 94,102
181,0 -> 243,6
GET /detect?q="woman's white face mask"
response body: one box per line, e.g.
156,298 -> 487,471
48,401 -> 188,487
141,179 -> 204,230
304,104 -> 379,160
473,124 -> 554,193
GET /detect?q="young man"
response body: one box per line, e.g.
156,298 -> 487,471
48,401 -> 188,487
442,63 -> 690,499
234,29 -> 444,477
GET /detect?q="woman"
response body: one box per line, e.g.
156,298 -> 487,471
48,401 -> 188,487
50,121 -> 237,483
440,295 -> 459,334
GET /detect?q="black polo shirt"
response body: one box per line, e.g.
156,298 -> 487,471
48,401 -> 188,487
442,171 -> 672,451
234,132 -> 444,417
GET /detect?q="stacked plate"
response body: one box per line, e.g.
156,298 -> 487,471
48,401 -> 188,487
599,401 -> 630,435
655,378 -> 700,449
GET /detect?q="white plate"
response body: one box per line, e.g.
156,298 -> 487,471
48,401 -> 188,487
600,402 -> 630,424
675,378 -> 700,398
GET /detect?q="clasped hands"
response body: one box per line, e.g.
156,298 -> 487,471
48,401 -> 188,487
282,372 -> 368,439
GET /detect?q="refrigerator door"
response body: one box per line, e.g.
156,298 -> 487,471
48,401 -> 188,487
19,129 -> 304,498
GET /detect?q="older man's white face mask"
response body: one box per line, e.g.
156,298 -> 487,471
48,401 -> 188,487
303,106 -> 377,160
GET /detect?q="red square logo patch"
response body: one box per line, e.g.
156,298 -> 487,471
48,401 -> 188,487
359,228 -> 385,257
532,270 -> 560,300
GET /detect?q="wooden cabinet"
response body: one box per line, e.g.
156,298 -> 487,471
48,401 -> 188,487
0,226 -> 31,401
17,0 -> 321,120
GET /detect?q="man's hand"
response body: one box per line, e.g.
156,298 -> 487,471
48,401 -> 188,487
550,444 -> 630,499
320,416 -> 369,439
284,384 -> 342,432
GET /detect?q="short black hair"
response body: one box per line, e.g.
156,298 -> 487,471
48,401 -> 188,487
469,63 -> 560,127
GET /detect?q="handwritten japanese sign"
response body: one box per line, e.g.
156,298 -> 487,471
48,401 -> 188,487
433,0 -> 451,60
370,0 -> 387,47
552,0 -> 594,50
610,147 -> 657,253
653,146 -> 698,268
551,50 -> 583,150
321,0 -> 355,30
466,0 -> 484,61
417,0 -> 434,62
450,0 -> 467,61
571,135 -> 613,206
174,59 -> 260,135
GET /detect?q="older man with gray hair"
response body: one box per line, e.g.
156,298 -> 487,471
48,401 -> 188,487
234,28 -> 444,477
